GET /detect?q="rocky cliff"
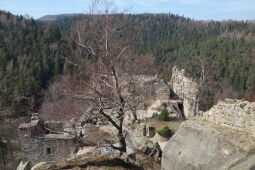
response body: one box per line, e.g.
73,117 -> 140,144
170,66 -> 199,118
162,99 -> 255,170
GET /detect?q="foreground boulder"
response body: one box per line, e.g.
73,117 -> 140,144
124,126 -> 162,159
162,100 -> 255,170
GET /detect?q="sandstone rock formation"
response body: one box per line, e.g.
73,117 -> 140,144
201,99 -> 255,136
170,66 -> 199,118
124,126 -> 162,159
151,132 -> 169,150
162,100 -> 255,170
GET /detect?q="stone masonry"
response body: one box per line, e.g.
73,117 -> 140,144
18,115 -> 76,166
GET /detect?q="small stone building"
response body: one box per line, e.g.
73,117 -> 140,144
18,118 -> 76,165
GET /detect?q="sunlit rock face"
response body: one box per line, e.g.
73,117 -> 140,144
162,100 -> 255,170
170,66 -> 199,119
201,99 -> 255,135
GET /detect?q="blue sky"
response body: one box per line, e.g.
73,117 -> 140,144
0,0 -> 255,20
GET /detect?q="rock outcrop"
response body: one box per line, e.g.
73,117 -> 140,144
170,66 -> 199,118
201,99 -> 255,136
162,100 -> 255,170
124,99 -> 183,125
124,126 -> 162,159
30,149 -> 142,170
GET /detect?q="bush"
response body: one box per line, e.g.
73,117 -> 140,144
158,108 -> 169,121
156,126 -> 171,138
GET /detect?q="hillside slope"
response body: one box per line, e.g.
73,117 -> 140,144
0,11 -> 255,115
0,11 -> 66,114
47,14 -> 255,108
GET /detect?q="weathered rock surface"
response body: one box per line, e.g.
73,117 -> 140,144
123,99 -> 182,125
147,100 -> 182,118
31,162 -> 48,170
124,126 -> 162,159
151,132 -> 168,150
152,133 -> 168,143
162,100 -> 255,170
17,161 -> 30,170
30,148 -> 142,170
201,99 -> 255,136
170,66 -> 199,118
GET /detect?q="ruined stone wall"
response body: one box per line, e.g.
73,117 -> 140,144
18,119 -> 76,166
141,75 -> 170,101
170,66 -> 199,118
44,120 -> 64,132
155,81 -> 170,100
18,133 -> 75,165
200,99 -> 255,135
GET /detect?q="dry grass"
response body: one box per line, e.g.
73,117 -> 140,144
142,118 -> 184,132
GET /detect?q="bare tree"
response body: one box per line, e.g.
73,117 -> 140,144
59,0 -> 149,152
181,54 -> 212,113
194,56 -> 211,112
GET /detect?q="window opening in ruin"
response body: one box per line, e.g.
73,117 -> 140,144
178,103 -> 183,113
178,103 -> 185,119
46,148 -> 51,154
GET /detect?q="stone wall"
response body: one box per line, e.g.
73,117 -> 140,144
44,120 -> 64,132
201,99 -> 255,135
141,75 -> 170,101
170,66 -> 199,118
18,119 -> 76,166
18,134 -> 75,165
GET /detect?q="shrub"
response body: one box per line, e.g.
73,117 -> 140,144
158,108 -> 169,121
156,126 -> 171,138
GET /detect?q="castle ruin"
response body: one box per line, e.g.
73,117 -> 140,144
18,114 -> 76,166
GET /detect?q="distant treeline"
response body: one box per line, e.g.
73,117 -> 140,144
0,11 -> 254,114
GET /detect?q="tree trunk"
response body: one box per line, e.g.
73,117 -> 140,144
117,127 -> 126,152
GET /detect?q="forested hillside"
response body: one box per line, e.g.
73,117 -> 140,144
0,11 -> 66,115
44,13 -> 255,107
0,11 -> 254,115
133,14 -> 255,107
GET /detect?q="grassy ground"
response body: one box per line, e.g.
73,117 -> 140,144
142,118 -> 184,132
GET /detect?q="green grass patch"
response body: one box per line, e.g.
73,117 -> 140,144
156,126 -> 171,138
158,108 -> 169,121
